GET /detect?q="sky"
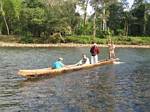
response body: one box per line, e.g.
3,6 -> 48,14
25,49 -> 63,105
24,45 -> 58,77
127,0 -> 134,8
76,0 -> 135,16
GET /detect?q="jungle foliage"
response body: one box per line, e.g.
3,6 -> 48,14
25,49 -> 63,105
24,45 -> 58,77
0,0 -> 150,43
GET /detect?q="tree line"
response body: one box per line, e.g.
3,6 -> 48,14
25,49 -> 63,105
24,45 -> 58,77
0,0 -> 150,43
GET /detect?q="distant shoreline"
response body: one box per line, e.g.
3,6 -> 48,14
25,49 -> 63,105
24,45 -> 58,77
0,42 -> 150,48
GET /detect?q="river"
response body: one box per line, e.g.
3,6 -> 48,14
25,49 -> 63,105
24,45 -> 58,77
0,47 -> 149,112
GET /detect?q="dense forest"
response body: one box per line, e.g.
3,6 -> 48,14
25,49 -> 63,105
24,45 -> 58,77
0,0 -> 150,43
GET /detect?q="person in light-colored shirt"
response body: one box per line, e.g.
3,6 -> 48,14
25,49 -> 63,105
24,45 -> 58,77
51,57 -> 64,69
75,54 -> 90,66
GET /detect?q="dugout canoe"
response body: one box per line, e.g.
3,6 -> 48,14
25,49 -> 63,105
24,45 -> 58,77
18,59 -> 118,78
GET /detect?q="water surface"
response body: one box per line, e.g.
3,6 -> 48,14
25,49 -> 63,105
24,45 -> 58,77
0,47 -> 149,112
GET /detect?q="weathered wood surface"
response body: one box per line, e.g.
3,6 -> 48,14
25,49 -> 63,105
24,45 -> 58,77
18,59 -> 116,78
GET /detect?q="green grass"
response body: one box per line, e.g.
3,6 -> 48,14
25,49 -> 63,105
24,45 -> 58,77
0,35 -> 20,42
112,36 -> 150,45
65,35 -> 150,45
0,35 -> 150,45
65,35 -> 107,44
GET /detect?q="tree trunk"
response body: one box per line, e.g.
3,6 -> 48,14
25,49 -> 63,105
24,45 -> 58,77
83,0 -> 89,28
143,10 -> 147,35
0,24 -> 1,35
124,20 -> 128,36
3,15 -> 10,35
102,19 -> 107,31
0,2 -> 10,35
126,22 -> 128,36
102,3 -> 107,31
143,2 -> 148,35
93,12 -> 96,41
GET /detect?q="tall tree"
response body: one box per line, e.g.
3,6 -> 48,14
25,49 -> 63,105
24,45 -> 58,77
90,0 -> 99,39
90,0 -> 118,31
82,0 -> 90,27
108,2 -> 124,35
132,0 -> 150,35
121,0 -> 130,36
0,0 -> 10,35
20,0 -> 46,37
143,1 -> 150,35
77,0 -> 90,35
102,0 -> 117,30
11,0 -> 22,19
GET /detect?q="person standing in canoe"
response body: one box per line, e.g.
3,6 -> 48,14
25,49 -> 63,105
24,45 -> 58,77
51,57 -> 64,69
90,43 -> 100,64
108,39 -> 116,59
75,54 -> 90,66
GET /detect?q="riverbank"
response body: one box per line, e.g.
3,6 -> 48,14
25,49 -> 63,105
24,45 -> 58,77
1,35 -> 150,46
0,42 -> 150,48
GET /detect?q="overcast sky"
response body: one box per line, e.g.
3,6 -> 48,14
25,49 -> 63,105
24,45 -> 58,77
76,0 -> 135,15
127,0 -> 134,8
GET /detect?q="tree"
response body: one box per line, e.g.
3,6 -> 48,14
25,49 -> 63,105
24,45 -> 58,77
131,0 -> 150,35
143,2 -> 150,35
108,2 -> 124,35
42,0 -> 80,35
76,0 -> 91,35
0,0 -> 10,35
90,0 -> 118,32
20,0 -> 46,37
102,0 -> 118,31
0,0 -> 23,35
11,0 -> 22,19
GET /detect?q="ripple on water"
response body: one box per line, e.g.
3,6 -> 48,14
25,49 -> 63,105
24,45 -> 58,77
0,47 -> 149,112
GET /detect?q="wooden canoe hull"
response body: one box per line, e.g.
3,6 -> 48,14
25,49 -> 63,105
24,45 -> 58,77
18,59 -> 117,78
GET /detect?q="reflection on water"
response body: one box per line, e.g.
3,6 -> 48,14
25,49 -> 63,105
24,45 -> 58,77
0,47 -> 149,112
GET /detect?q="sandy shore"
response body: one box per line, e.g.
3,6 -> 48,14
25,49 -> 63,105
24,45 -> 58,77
0,42 -> 150,48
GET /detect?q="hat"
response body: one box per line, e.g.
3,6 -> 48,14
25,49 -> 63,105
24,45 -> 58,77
58,57 -> 63,61
94,43 -> 97,46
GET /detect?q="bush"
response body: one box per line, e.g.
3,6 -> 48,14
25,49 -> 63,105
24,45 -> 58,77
48,36 -> 61,43
65,35 -> 91,44
20,32 -> 33,43
116,29 -> 124,36
46,33 -> 65,43
96,30 -> 112,38
116,36 -> 132,41
20,36 -> 33,43
65,35 -> 107,44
